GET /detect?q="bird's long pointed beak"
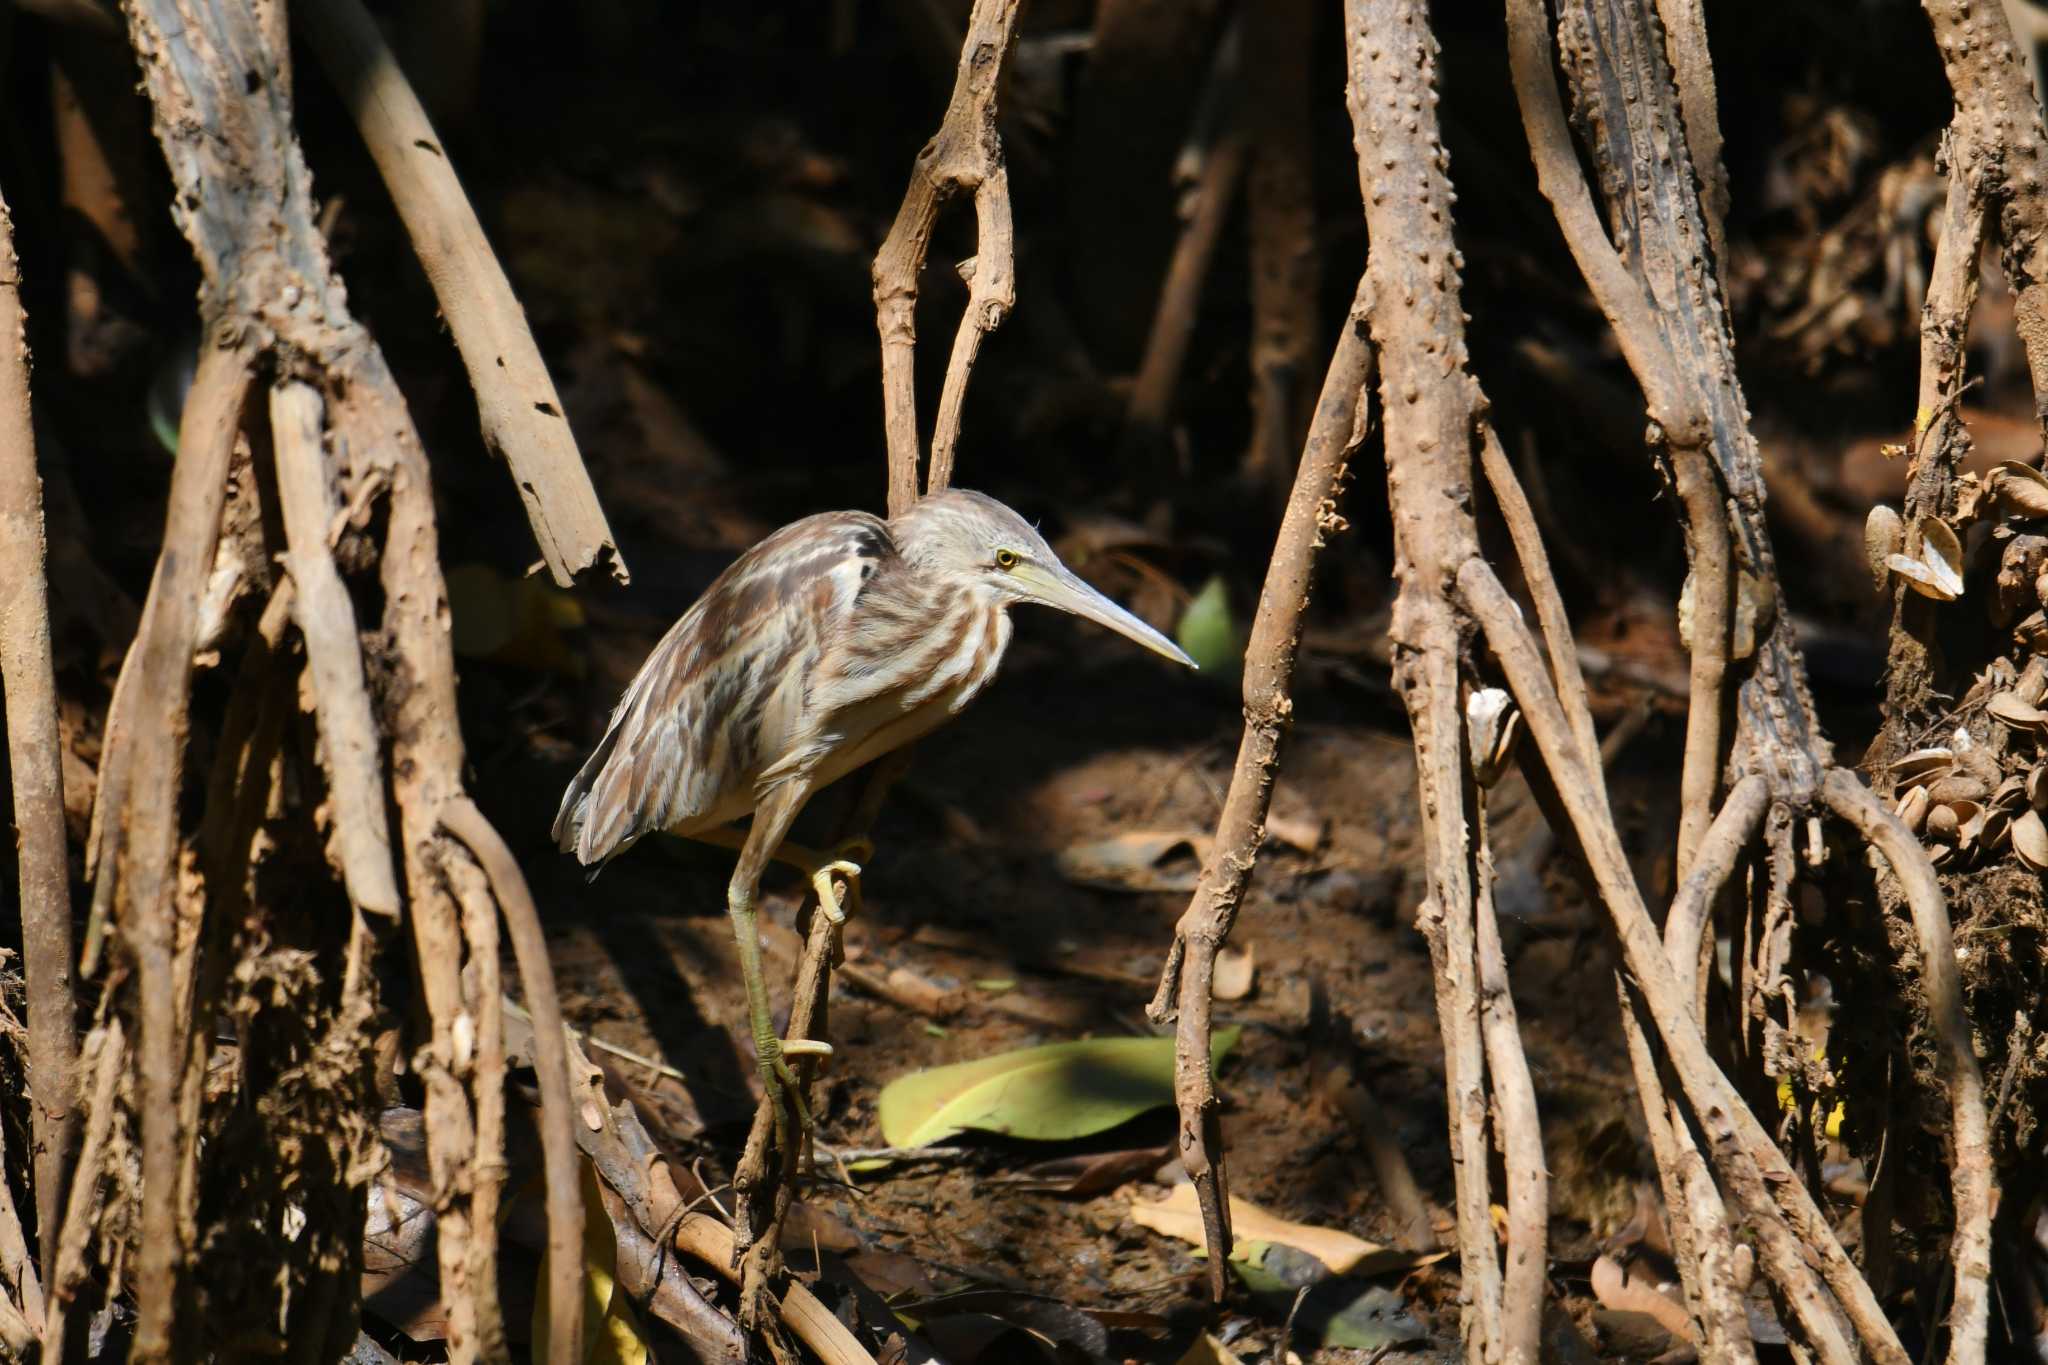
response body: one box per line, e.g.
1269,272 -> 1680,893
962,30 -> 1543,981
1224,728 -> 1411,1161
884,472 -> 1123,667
1016,561 -> 1198,668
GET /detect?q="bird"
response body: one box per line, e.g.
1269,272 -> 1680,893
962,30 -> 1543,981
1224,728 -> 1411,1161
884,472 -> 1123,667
552,489 -> 1195,1151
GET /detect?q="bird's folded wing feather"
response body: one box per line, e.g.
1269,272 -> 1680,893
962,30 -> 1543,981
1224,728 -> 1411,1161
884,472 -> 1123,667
553,511 -> 895,864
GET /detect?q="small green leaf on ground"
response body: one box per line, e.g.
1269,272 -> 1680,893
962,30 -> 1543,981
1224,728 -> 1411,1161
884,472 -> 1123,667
878,1028 -> 1240,1148
1176,574 -> 1242,675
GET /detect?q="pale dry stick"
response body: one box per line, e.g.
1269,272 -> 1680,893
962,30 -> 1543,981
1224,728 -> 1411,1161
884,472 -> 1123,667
1146,279 -> 1372,1299
0,188 -> 75,1296
44,1019 -> 123,1363
108,341 -> 253,1364
269,381 -> 402,918
1664,773 -> 1768,1021
1823,770 -> 1994,1365
1458,560 -> 1910,1365
872,0 -> 1022,515
678,1214 -> 876,1365
1473,806 -> 1546,1364
1340,5 -> 1503,1353
1672,464 -> 1732,880
295,0 -> 624,587
1124,131 -> 1249,443
445,853 -> 509,1361
440,796 -> 582,1365
1611,988 -> 1752,1362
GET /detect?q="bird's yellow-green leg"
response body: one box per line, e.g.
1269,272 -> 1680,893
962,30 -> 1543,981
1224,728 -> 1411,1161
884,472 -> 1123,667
725,879 -> 823,1153
692,825 -> 872,923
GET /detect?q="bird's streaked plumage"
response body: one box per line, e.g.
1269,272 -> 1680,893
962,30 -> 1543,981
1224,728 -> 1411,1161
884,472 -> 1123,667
553,489 -> 1191,867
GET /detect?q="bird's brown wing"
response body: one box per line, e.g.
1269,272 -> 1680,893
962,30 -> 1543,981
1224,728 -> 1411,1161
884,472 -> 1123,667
553,511 -> 895,867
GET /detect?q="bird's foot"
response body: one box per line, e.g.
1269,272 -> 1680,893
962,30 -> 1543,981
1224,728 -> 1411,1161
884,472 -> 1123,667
807,858 -> 863,924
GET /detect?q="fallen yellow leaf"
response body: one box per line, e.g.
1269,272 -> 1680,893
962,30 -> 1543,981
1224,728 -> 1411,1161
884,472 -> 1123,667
1128,1183 -> 1443,1277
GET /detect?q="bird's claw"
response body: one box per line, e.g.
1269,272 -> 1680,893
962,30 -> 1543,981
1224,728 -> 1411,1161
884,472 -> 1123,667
808,857 -> 863,924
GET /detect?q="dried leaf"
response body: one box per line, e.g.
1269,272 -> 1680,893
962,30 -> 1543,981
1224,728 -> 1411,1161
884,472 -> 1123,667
1177,1334 -> 1246,1365
531,1158 -> 652,1365
1214,942 -> 1256,1002
1590,1254 -> 1694,1343
997,1145 -> 1175,1196
2015,809 -> 2048,872
1995,460 -> 2048,518
1894,784 -> 1930,834
1888,748 -> 1954,788
1126,1183 -> 1444,1277
1865,504 -> 1903,591
1056,830 -> 1211,892
877,1029 -> 1239,1148
1989,691 -> 2048,732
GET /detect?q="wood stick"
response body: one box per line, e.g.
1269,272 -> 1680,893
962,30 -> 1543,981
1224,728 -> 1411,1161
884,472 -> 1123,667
440,797 -> 583,1365
1146,278 -> 1372,1298
445,853 -> 509,1359
112,340 -> 252,1363
1664,772 -> 1768,1021
1823,770 -> 1993,1365
295,0 -> 624,587
871,0 -> 1022,514
269,381 -> 402,917
1339,6 -> 1508,1352
0,186 -> 75,1299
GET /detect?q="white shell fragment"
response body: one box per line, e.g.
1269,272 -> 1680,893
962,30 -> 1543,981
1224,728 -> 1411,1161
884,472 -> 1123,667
1887,517 -> 1965,601
1466,687 -> 1520,788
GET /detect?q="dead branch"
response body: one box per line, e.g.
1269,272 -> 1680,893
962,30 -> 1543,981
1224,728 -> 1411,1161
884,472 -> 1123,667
0,1082 -> 42,1337
1664,773 -> 1769,1020
0,185 -> 75,1297
1340,7 -> 1511,1355
441,797 -> 583,1365
1125,126 -> 1248,448
270,381 -> 402,917
872,0 -> 1021,514
1923,0 -> 2048,435
296,0 -> 625,587
1653,0 -> 1728,269
443,854 -> 509,1358
1241,0 -> 1321,500
1146,276 -> 1370,1298
104,338 -> 253,1361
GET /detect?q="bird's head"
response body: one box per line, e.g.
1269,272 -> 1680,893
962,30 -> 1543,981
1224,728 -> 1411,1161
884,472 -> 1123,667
894,490 -> 1196,668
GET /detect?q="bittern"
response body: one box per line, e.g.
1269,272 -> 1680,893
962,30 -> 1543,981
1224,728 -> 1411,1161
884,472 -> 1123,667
553,489 -> 1194,1145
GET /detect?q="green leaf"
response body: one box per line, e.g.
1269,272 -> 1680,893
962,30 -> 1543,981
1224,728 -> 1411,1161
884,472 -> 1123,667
1175,576 -> 1241,677
877,1027 -> 1240,1148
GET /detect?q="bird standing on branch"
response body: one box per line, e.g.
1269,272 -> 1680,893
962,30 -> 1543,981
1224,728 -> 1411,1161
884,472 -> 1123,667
553,489 -> 1194,1156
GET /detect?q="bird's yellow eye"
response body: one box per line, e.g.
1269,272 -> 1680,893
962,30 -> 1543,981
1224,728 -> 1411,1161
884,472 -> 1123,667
995,548 -> 1019,570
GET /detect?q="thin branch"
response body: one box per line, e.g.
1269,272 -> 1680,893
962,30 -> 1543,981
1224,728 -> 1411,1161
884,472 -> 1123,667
295,0 -> 625,587
872,0 -> 1021,514
1459,559 -> 1910,1365
440,797 -> 583,1365
444,853 -> 509,1359
109,340 -> 253,1362
1124,130 -> 1249,445
269,381 -> 402,917
1665,772 -> 1768,1021
1475,802 -> 1547,1363
0,185 -> 74,1297
1822,770 -> 1993,1365
1146,276 -> 1372,1297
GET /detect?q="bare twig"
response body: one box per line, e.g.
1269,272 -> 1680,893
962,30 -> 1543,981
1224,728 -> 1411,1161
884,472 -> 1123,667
440,797 -> 583,1365
0,186 -> 75,1297
1653,0 -> 1728,268
1147,276 -> 1371,1298
270,381 -> 402,917
107,339 -> 253,1362
1242,0 -> 1321,499
296,0 -> 624,587
1664,773 -> 1769,1021
444,854 -> 508,1358
1823,770 -> 1993,1365
872,0 -> 1022,514
1124,129 -> 1249,446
